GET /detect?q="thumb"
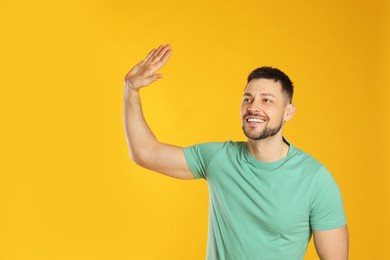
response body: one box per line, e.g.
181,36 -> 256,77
139,74 -> 164,87
149,74 -> 163,83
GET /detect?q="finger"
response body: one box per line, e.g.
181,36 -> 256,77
143,74 -> 163,86
156,48 -> 172,67
150,45 -> 164,62
138,48 -> 156,66
152,74 -> 163,81
144,48 -> 156,62
151,44 -> 171,64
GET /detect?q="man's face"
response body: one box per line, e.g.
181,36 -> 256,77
240,78 -> 293,141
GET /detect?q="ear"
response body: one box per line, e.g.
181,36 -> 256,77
283,103 -> 296,122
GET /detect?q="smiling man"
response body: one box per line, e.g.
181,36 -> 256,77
124,44 -> 348,260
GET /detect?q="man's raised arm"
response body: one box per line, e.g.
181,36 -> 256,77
123,44 -> 194,180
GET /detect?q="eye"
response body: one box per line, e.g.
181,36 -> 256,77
243,98 -> 251,103
264,98 -> 272,103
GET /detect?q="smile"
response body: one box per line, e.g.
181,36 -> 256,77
247,118 -> 266,123
246,117 -> 266,123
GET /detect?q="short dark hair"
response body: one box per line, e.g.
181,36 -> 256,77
247,67 -> 294,103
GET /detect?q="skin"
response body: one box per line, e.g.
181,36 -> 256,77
313,226 -> 349,260
123,44 -> 349,259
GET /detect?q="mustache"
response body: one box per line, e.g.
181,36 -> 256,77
244,112 -> 268,119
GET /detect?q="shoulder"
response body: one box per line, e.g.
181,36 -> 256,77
184,141 -> 246,162
286,144 -> 339,191
186,140 -> 245,151
183,141 -> 246,179
290,145 -> 330,175
291,146 -> 341,198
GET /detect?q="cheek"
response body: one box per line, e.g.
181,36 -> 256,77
240,105 -> 246,116
269,108 -> 285,121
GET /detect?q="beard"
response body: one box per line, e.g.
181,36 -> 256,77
242,119 -> 284,140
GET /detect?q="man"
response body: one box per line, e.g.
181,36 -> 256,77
123,44 -> 348,259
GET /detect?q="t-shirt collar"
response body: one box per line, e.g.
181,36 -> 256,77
244,137 -> 296,170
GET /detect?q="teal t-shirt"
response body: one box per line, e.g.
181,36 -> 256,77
184,140 -> 346,260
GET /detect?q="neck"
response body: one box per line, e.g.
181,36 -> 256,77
247,134 -> 290,163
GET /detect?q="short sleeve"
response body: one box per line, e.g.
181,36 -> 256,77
183,142 -> 225,179
309,168 -> 347,230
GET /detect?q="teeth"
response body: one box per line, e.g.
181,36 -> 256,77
247,118 -> 265,123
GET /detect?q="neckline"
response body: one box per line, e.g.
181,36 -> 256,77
243,138 -> 296,170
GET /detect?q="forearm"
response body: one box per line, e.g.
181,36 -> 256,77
123,87 -> 159,166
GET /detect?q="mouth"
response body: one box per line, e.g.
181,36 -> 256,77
245,114 -> 268,124
246,118 -> 266,123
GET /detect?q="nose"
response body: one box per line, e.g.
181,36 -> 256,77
247,102 -> 261,113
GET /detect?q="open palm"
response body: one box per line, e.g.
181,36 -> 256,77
125,44 -> 173,89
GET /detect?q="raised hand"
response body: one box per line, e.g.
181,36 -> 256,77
124,44 -> 173,90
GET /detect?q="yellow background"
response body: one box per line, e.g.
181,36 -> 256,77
0,0 -> 388,259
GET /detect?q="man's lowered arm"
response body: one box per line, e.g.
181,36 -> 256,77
313,225 -> 349,260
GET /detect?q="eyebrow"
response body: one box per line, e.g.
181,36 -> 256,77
243,92 -> 276,98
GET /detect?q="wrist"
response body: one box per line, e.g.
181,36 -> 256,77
124,85 -> 140,102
